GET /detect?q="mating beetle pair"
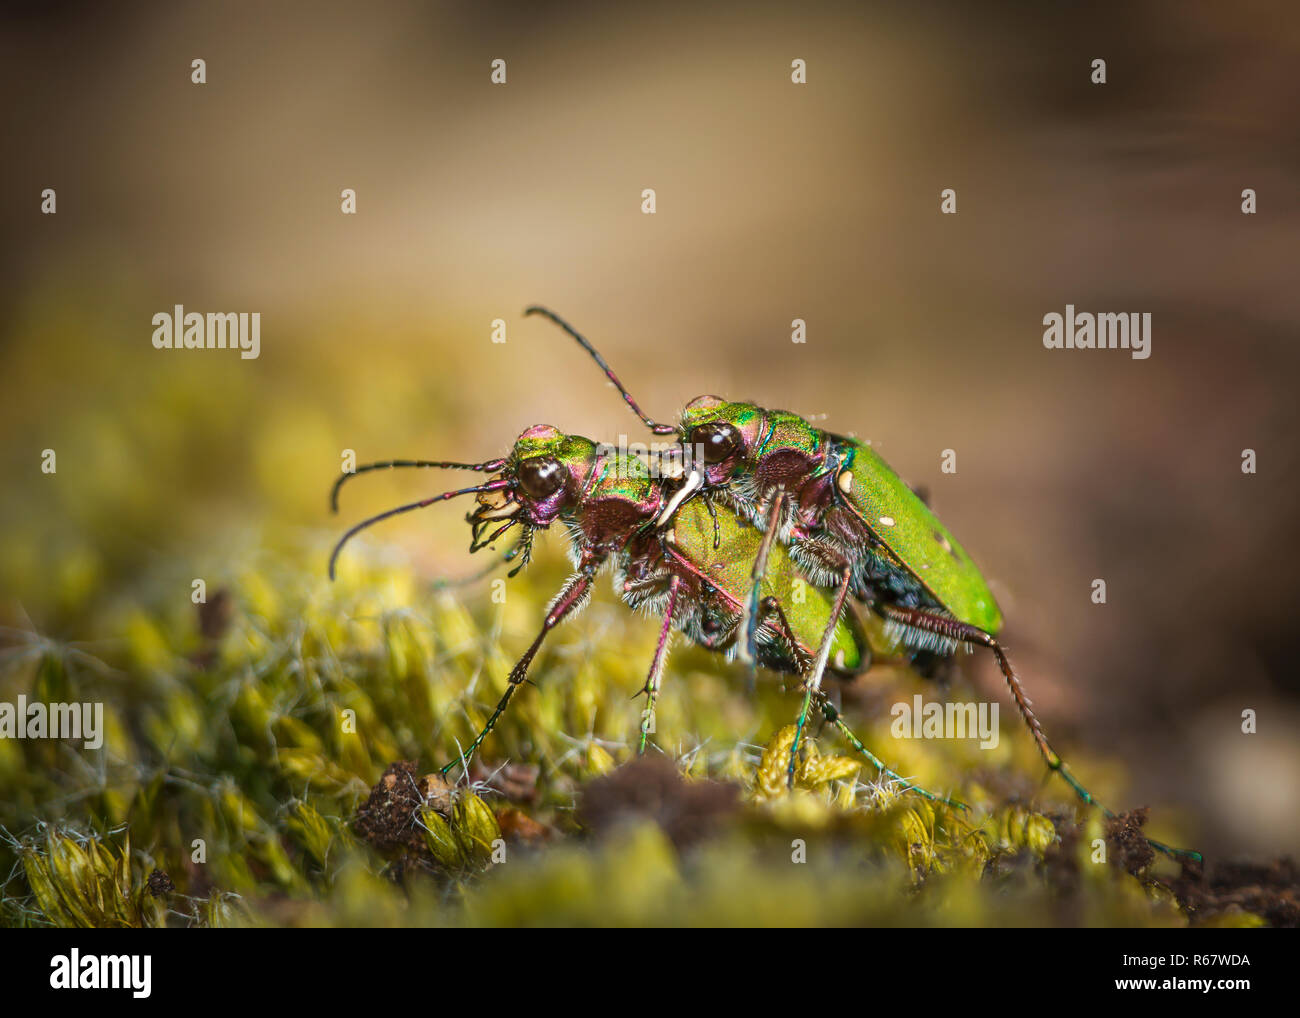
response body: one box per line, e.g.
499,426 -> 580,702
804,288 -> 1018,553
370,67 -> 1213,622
329,423 -> 901,789
329,307 -> 1198,859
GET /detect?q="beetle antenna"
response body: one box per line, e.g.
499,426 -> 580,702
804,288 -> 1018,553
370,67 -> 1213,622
329,479 -> 511,580
524,306 -> 678,436
331,458 -> 507,512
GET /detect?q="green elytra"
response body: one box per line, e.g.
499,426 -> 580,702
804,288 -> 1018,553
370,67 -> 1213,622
330,423 -> 962,807
524,306 -> 1200,860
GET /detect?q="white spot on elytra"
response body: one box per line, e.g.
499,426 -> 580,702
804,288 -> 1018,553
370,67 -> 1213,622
837,470 -> 853,494
879,515 -> 895,527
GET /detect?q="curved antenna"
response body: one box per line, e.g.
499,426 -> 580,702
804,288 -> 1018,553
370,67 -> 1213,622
329,479 -> 510,580
524,306 -> 678,436
331,458 -> 506,512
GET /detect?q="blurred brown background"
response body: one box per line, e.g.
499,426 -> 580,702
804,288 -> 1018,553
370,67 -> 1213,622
2,0 -> 1298,857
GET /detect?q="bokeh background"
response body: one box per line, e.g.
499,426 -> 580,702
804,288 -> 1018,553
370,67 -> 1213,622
2,0 -> 1298,862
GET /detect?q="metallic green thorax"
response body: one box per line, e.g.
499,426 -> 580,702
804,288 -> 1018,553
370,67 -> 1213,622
754,410 -> 823,461
681,399 -> 764,432
588,447 -> 657,504
667,498 -> 865,671
834,438 -> 1003,633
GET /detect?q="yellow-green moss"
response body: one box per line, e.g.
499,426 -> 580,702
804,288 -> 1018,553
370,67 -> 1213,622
0,535 -> 1217,927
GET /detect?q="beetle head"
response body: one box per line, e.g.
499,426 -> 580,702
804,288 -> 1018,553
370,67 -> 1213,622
678,396 -> 767,487
470,425 -> 601,537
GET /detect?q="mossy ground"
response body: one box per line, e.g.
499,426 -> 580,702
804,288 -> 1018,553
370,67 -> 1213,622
0,305 -> 1288,928
1,536 -> 1267,928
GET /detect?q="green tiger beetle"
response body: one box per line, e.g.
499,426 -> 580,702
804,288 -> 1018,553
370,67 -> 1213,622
525,306 -> 1200,861
329,424 -> 963,807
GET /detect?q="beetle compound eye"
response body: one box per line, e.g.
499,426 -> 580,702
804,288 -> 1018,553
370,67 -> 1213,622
695,423 -> 741,464
517,455 -> 566,499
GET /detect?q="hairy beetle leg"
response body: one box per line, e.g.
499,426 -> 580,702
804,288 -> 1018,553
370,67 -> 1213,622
440,555 -> 601,780
787,565 -> 854,788
637,574 -> 681,754
815,693 -> 968,811
742,487 -> 787,692
876,603 -> 1199,861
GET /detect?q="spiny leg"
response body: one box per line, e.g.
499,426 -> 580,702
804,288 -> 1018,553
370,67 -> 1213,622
879,606 -> 1093,799
815,693 -> 967,810
743,487 -> 786,690
441,555 -> 601,779
787,565 -> 853,788
756,595 -> 962,808
638,574 -> 682,754
877,604 -> 1199,860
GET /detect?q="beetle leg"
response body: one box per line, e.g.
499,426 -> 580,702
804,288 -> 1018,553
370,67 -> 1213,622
441,552 -> 603,780
877,605 -> 1081,787
813,692 -> 967,810
787,566 -> 853,788
742,487 -> 787,690
638,574 -> 682,754
749,595 -> 808,675
875,604 -> 1199,860
758,591 -> 962,807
